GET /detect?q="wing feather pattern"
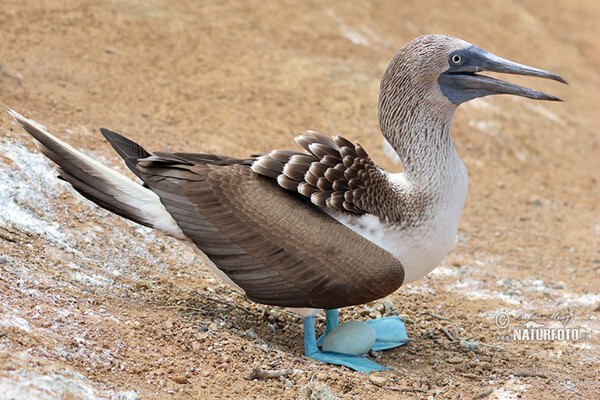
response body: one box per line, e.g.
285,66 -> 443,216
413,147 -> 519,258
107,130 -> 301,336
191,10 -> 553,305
251,131 -> 408,222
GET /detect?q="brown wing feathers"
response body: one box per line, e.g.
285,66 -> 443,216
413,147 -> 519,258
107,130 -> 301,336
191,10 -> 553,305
251,131 -> 404,221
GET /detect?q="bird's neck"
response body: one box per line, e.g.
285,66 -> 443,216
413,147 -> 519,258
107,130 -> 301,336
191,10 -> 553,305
379,95 -> 464,186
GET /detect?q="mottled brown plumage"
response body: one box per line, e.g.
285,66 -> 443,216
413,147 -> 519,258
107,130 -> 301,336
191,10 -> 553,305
252,131 -> 421,223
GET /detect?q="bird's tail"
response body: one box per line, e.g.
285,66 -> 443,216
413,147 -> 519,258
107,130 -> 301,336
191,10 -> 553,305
6,108 -> 185,238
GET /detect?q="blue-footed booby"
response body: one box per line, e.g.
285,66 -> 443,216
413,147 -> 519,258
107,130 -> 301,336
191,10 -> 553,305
7,35 -> 566,372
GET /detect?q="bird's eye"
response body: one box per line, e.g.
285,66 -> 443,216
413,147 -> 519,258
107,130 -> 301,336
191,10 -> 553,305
451,54 -> 462,64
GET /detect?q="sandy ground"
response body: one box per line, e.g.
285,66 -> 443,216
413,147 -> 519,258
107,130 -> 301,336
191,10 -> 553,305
1,0 -> 599,399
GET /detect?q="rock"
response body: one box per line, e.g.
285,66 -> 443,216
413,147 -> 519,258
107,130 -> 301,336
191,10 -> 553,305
382,299 -> 398,316
299,382 -> 336,400
459,339 -> 479,350
368,375 -> 386,386
321,321 -> 376,355
172,376 -> 188,384
550,281 -> 566,289
0,63 -> 23,81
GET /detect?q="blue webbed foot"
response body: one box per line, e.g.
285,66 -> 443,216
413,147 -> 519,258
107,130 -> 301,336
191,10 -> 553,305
308,348 -> 387,373
366,316 -> 410,351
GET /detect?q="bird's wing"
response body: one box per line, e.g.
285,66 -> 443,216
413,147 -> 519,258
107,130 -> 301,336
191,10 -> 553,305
251,131 -> 406,222
137,155 -> 405,309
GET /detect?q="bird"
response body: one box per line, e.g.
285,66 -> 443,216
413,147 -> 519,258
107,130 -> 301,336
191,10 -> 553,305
7,34 -> 566,372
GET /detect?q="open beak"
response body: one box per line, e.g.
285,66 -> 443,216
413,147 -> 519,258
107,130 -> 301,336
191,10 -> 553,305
439,46 -> 568,105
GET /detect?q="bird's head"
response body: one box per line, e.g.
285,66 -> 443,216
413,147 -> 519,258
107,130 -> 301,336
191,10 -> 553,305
379,34 -> 567,124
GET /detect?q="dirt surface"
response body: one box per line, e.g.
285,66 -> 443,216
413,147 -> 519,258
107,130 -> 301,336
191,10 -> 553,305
1,1 -> 599,399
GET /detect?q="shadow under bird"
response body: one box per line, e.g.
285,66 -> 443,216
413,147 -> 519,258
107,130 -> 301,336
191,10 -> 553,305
7,34 -> 566,372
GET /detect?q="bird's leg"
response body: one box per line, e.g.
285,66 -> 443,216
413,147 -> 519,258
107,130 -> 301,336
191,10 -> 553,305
316,309 -> 339,347
365,316 -> 410,351
303,315 -> 385,373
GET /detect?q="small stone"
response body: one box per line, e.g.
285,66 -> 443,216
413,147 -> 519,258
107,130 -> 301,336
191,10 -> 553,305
382,299 -> 398,316
172,376 -> 188,384
496,278 -> 512,288
528,199 -> 543,206
0,64 -> 23,81
593,303 -> 600,312
316,372 -> 328,381
191,341 -> 201,351
447,357 -> 463,364
551,281 -> 566,290
532,279 -> 544,287
368,375 -> 386,387
0,256 -> 8,265
219,354 -> 231,364
459,339 -> 479,350
164,320 -> 174,329
209,322 -> 217,331
245,329 -> 257,339
105,46 -> 116,54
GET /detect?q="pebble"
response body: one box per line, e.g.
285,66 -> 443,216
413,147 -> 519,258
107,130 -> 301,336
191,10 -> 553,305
0,255 -> 8,264
382,299 -> 399,316
0,64 -> 23,81
245,329 -> 257,339
447,357 -> 463,364
172,376 -> 188,384
359,308 -> 372,317
550,281 -> 566,289
459,339 -> 479,350
368,375 -> 386,387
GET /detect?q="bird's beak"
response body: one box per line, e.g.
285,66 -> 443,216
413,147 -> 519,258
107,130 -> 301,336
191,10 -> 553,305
439,45 -> 568,105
